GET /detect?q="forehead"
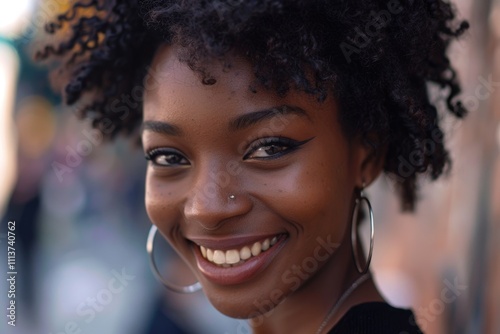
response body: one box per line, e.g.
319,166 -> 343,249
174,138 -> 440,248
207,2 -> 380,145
144,45 -> 257,103
142,44 -> 338,129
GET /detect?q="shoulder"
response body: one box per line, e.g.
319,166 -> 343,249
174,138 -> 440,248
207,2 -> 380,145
328,302 -> 423,334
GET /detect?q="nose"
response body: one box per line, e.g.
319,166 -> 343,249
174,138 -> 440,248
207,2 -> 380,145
183,161 -> 252,230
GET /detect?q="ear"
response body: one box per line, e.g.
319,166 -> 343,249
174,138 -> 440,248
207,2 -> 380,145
352,134 -> 387,188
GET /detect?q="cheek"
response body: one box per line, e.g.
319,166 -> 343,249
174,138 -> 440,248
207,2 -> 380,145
250,146 -> 354,241
293,170 -> 350,244
145,171 -> 201,272
145,171 -> 180,236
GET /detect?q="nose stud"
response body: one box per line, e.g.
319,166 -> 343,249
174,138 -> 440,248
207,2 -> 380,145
228,194 -> 236,200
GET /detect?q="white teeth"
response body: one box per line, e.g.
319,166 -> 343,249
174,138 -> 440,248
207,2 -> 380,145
207,249 -> 214,261
225,250 -> 240,264
240,246 -> 251,260
251,242 -> 262,256
213,250 -> 226,264
199,235 -> 281,267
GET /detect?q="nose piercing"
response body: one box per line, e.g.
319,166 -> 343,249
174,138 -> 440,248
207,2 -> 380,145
228,194 -> 236,200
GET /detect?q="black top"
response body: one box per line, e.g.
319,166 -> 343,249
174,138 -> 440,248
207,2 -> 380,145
328,302 -> 423,334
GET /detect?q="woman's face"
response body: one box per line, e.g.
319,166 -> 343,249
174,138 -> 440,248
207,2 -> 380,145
142,45 -> 370,318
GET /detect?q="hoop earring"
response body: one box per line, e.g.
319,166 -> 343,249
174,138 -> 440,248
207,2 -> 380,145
147,225 -> 202,293
350,188 -> 374,275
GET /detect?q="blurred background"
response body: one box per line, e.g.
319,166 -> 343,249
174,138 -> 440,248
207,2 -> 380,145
0,0 -> 498,333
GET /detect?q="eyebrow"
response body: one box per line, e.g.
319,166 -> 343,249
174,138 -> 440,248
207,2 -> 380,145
142,120 -> 183,136
142,104 -> 308,136
229,105 -> 309,131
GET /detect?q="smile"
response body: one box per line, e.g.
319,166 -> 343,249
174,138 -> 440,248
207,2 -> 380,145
191,234 -> 287,285
200,236 -> 279,267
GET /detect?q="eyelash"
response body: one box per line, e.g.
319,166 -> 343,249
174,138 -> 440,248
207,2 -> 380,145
144,148 -> 189,167
242,137 -> 313,160
144,136 -> 313,167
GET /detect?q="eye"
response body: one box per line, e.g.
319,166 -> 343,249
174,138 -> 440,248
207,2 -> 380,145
244,137 -> 314,160
145,148 -> 190,167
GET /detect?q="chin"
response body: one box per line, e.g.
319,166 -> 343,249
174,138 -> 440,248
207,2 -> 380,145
202,286 -> 284,320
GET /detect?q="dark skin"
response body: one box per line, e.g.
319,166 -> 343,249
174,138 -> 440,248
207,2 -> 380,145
142,45 -> 385,334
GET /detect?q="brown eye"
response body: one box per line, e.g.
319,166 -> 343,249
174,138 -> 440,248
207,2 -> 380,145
244,137 -> 315,160
248,144 -> 289,159
145,148 -> 190,167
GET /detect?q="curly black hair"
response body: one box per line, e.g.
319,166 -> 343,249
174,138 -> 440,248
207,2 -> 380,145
35,0 -> 469,210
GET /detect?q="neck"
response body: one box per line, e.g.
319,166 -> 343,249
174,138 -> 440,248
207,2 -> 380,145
250,238 -> 378,334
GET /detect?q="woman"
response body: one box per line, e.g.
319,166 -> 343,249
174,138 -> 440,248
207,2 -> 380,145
36,0 -> 469,333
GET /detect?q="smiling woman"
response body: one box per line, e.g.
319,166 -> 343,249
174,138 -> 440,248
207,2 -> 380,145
35,0 -> 469,333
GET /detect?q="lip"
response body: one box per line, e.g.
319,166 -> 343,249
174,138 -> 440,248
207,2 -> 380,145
192,234 -> 288,286
188,234 -> 283,251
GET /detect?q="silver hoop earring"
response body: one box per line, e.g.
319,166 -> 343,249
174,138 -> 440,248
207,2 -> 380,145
147,225 -> 202,293
350,188 -> 374,275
